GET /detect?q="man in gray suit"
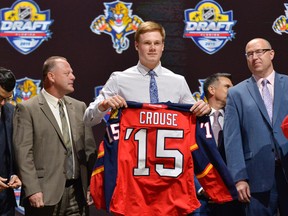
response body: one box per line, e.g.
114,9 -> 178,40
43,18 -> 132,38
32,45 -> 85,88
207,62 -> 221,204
0,67 -> 21,215
224,38 -> 288,215
13,56 -> 96,216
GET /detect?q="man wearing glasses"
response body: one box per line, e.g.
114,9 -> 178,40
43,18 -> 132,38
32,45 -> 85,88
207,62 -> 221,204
224,38 -> 288,216
0,67 -> 22,215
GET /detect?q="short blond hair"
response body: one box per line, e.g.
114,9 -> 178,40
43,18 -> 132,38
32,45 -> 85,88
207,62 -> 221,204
134,21 -> 165,42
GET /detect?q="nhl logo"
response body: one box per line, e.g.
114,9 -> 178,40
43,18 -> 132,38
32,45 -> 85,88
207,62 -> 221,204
19,7 -> 31,20
183,0 -> 236,55
203,8 -> 215,21
0,0 -> 53,55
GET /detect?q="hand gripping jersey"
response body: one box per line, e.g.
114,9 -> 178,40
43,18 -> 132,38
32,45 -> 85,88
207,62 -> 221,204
91,102 -> 237,216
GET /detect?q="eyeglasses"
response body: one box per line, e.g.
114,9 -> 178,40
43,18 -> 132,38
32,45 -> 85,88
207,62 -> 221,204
245,49 -> 271,59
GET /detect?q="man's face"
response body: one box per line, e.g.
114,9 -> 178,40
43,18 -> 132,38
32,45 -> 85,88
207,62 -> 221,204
50,59 -> 75,95
245,39 -> 274,77
212,77 -> 233,107
0,86 -> 13,108
135,31 -> 164,69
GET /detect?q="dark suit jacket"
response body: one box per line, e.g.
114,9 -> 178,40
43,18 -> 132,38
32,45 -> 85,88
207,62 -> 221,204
224,72 -> 288,193
13,92 -> 96,206
1,103 -> 17,207
193,110 -> 245,216
2,103 -> 16,177
217,130 -> 226,162
193,111 -> 227,215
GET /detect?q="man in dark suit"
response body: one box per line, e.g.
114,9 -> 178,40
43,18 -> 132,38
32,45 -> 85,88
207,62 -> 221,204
0,67 -> 22,216
193,73 -> 244,216
224,38 -> 288,215
203,73 -> 233,161
13,56 -> 96,216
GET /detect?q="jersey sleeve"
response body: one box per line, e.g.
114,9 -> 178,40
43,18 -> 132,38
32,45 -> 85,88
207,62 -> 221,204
90,141 -> 106,210
192,116 -> 238,203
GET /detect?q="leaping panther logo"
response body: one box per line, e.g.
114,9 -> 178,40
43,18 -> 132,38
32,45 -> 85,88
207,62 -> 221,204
90,0 -> 143,54
272,3 -> 288,35
12,77 -> 41,105
192,79 -> 207,102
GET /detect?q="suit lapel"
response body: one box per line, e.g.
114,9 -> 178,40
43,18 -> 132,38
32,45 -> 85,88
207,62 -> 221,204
3,105 -> 12,148
272,73 -> 284,126
246,77 -> 272,126
38,93 -> 65,145
2,105 -> 13,172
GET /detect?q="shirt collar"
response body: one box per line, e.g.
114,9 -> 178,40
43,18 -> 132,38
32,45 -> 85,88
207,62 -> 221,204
253,70 -> 275,87
137,61 -> 162,76
209,107 -> 224,117
42,88 -> 61,108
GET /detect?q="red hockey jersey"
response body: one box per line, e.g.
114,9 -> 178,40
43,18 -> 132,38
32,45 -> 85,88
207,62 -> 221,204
91,102 -> 237,216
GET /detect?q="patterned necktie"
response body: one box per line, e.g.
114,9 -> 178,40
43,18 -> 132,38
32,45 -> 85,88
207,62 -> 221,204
212,111 -> 222,147
58,100 -> 73,179
262,79 -> 273,122
149,70 -> 159,103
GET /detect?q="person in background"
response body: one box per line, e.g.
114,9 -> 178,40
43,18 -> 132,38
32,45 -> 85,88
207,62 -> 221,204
193,73 -> 245,216
0,67 -> 22,216
13,56 -> 96,216
224,38 -> 288,216
83,21 -> 211,127
204,73 -> 233,161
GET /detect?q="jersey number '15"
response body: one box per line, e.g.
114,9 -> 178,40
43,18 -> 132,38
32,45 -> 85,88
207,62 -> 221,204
107,123 -> 184,178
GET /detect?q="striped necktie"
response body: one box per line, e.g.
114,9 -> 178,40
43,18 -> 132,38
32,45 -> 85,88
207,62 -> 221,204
58,100 -> 73,179
212,110 -> 222,146
262,79 -> 273,122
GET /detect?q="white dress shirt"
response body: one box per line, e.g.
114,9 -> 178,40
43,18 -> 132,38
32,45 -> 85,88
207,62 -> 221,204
84,61 -> 196,126
253,70 -> 275,101
209,108 -> 224,129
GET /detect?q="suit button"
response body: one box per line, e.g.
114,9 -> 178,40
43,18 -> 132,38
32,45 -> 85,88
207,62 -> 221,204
272,149 -> 275,152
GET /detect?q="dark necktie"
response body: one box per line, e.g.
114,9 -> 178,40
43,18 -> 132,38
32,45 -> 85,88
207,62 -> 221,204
212,111 -> 222,147
58,100 -> 73,179
262,79 -> 273,122
149,70 -> 159,103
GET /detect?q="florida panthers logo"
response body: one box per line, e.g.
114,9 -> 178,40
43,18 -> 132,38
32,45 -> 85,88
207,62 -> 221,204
90,0 -> 143,54
12,77 -> 41,105
272,3 -> 288,35
192,79 -> 207,102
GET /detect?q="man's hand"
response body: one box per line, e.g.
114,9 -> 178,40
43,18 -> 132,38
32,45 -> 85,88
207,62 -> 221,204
0,176 -> 9,192
236,180 -> 251,203
28,192 -> 44,208
86,190 -> 94,206
98,95 -> 127,111
190,100 -> 211,116
7,175 -> 21,189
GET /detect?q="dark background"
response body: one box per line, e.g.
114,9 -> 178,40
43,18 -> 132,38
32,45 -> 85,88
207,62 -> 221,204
1,0 -> 288,142
2,0 -> 287,215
